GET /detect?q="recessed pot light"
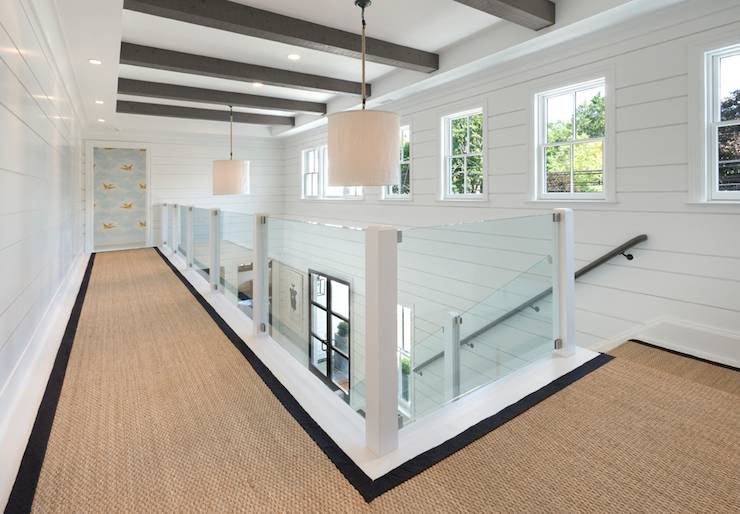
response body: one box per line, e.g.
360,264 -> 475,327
95,100 -> 104,105
88,59 -> 102,65
287,53 -> 301,61
97,118 -> 106,123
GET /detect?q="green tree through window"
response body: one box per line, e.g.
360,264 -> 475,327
386,126 -> 411,198
445,110 -> 484,196
541,81 -> 606,196
718,89 -> 740,191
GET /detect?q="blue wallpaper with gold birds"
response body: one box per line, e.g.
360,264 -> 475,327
94,147 -> 147,248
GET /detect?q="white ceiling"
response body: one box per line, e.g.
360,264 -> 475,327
121,10 -> 396,84
58,0 -> 503,135
118,64 -> 333,102
224,0 -> 500,52
57,0 -> 682,137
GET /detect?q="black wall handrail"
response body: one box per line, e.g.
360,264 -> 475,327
413,234 -> 648,375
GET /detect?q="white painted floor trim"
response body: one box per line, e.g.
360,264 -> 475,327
0,251 -> 90,509
159,246 -> 601,480
590,316 -> 740,368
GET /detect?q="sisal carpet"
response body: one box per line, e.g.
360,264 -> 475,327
12,249 -> 740,513
610,340 -> 740,397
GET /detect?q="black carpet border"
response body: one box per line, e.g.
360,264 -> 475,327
630,339 -> 739,372
5,253 -> 96,514
155,247 -> 615,502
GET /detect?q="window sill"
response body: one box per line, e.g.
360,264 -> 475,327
528,198 -> 616,204
301,197 -> 365,202
686,200 -> 740,205
439,195 -> 489,203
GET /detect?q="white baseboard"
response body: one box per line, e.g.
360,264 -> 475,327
590,316 -> 740,368
0,252 -> 90,510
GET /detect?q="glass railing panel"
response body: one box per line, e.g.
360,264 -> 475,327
178,205 -> 188,258
266,217 -> 366,414
219,211 -> 254,319
456,255 -> 553,395
192,207 -> 211,280
398,214 -> 553,423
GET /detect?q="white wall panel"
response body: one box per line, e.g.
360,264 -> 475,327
277,0 -> 740,361
0,0 -> 84,503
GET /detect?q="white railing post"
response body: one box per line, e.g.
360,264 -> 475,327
171,203 -> 179,252
186,207 -> 194,267
365,226 -> 399,457
161,203 -> 168,248
252,213 -> 269,336
553,208 -> 575,357
209,208 -> 221,291
168,204 -> 177,253
444,312 -> 462,401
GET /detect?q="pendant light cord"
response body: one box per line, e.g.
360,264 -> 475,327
229,105 -> 233,160
361,6 -> 366,110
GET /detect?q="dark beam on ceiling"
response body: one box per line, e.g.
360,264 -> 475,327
116,100 -> 295,126
120,43 -> 369,96
453,0 -> 555,30
118,78 -> 326,115
123,0 -> 439,73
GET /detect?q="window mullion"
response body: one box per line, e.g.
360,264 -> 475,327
570,142 -> 575,194
571,91 -> 577,141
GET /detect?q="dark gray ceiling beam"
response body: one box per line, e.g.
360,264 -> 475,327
453,0 -> 555,30
117,78 -> 326,115
116,100 -> 295,126
123,0 -> 439,73
120,43 -> 369,96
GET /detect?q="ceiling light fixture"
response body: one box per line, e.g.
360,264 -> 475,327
95,100 -> 104,105
97,118 -> 106,123
327,0 -> 399,187
212,106 -> 249,195
287,53 -> 301,61
252,82 -> 264,88
88,59 -> 102,65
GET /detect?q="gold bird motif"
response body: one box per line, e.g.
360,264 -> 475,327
102,183 -> 116,190
121,202 -> 133,209
120,164 -> 134,172
138,221 -> 147,229
102,223 -> 115,230
138,183 -> 147,190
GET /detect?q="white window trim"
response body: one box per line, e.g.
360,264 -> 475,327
300,144 -> 364,201
688,30 -> 740,204
527,65 -> 616,203
382,123 -> 413,201
532,77 -> 613,202
301,147 -> 321,199
691,41 -> 740,202
440,106 -> 488,201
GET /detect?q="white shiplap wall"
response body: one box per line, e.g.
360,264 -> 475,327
279,0 -> 740,364
0,0 -> 84,504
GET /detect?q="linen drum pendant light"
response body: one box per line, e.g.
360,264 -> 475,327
327,0 -> 400,187
213,106 -> 248,195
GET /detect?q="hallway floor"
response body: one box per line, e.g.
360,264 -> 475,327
10,249 -> 740,513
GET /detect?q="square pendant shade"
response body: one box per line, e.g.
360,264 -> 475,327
212,159 -> 248,195
327,110 -> 400,186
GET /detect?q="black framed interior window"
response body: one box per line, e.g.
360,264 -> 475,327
308,270 -> 351,399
